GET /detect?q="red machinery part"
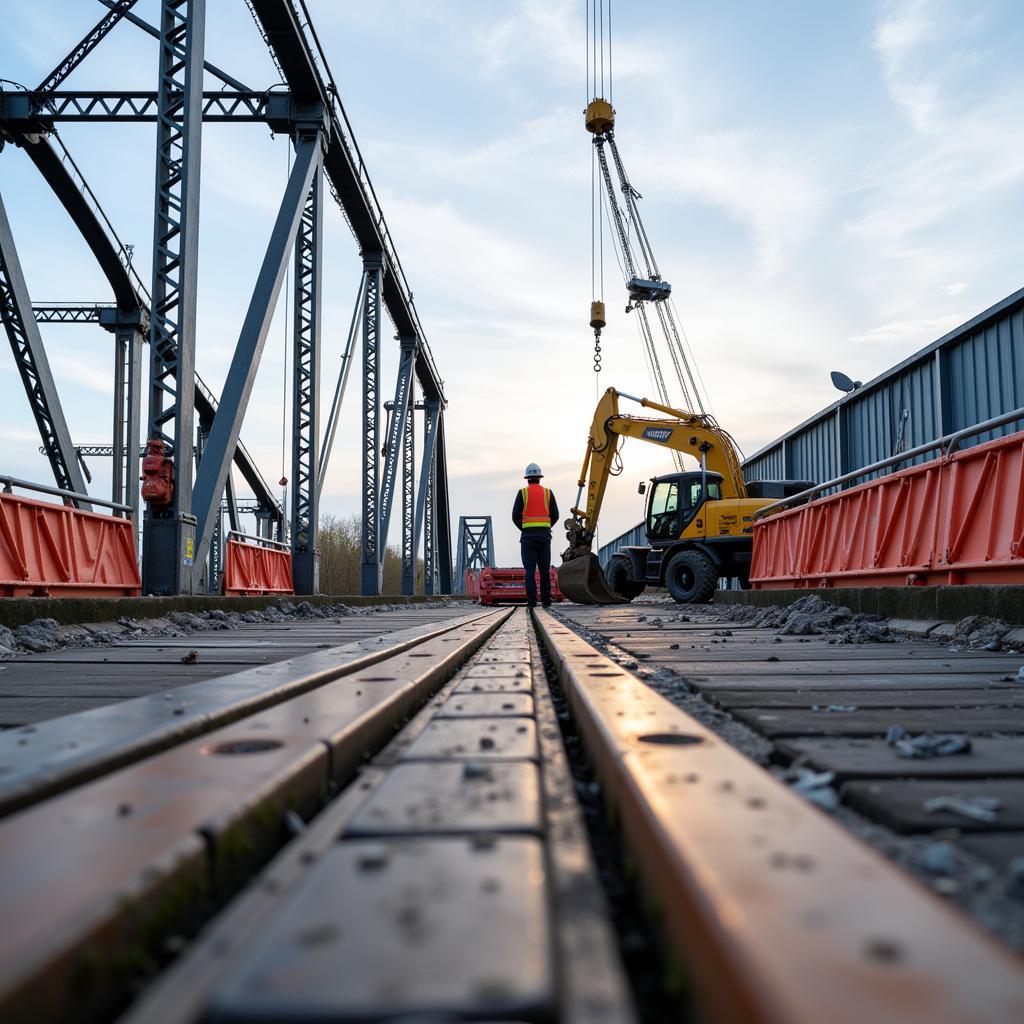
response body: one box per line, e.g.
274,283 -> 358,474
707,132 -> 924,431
140,440 -> 174,506
469,567 -> 565,606
0,492 -> 141,597
751,429 -> 1024,589
222,538 -> 294,596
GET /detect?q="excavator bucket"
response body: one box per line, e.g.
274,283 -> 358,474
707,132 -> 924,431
557,552 -> 625,605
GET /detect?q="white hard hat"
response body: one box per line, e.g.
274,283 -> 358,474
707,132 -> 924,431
524,462 -> 543,478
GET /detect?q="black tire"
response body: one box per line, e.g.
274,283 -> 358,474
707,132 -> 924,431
604,553 -> 646,601
664,549 -> 717,604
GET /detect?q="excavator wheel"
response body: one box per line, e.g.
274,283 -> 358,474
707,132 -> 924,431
604,554 -> 646,601
664,549 -> 717,604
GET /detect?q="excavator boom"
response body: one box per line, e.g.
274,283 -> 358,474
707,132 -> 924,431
557,387 -> 749,604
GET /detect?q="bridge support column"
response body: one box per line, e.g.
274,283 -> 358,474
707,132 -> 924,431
291,164 -> 322,595
434,410 -> 453,594
417,398 -> 440,596
142,0 -> 206,595
378,334 -> 417,588
401,382 -> 416,596
360,252 -> 384,596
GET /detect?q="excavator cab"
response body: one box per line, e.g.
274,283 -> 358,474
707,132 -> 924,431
645,473 -> 723,542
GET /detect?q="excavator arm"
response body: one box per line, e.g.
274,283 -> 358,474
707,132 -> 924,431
559,387 -> 748,603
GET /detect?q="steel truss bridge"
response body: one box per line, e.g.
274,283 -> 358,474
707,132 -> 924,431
0,0 -> 453,597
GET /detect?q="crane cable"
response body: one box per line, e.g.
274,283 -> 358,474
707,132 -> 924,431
585,0 -> 713,424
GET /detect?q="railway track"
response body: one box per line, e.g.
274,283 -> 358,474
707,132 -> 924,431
1,604 -> 1022,1022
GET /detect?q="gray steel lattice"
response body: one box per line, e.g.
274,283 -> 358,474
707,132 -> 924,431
378,334 -> 417,571
401,378 -> 416,595
143,0 -> 206,595
0,193 -> 90,504
360,254 -> 383,596
291,163 -> 322,594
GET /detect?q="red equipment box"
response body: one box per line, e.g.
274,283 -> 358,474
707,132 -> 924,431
465,567 -> 565,606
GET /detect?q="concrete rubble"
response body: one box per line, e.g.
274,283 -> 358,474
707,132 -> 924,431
0,597 -> 463,660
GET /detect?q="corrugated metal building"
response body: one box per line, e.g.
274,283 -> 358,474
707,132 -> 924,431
599,286 -> 1024,565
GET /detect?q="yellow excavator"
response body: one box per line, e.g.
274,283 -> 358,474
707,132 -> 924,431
558,388 -> 811,604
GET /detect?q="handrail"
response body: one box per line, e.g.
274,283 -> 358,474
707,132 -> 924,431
226,530 -> 290,551
755,406 -> 1024,519
0,474 -> 131,513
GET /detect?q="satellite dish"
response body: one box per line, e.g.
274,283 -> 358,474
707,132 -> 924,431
830,370 -> 862,393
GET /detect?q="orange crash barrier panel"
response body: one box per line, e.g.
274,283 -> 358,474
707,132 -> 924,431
222,536 -> 294,596
0,491 -> 140,597
751,429 -> 1024,589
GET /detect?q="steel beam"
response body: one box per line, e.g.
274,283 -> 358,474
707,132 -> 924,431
415,399 -> 440,596
317,277 -> 362,499
378,335 -> 416,564
142,0 -> 206,595
97,0 -> 250,91
112,323 -> 143,528
0,90 -> 268,125
190,127 -> 323,579
434,410 -> 453,594
0,192 -> 91,504
360,252 -> 384,596
401,378 -> 416,596
290,164 -> 323,594
36,1 -> 140,93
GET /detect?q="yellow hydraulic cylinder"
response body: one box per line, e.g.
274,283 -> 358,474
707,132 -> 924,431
585,98 -> 614,134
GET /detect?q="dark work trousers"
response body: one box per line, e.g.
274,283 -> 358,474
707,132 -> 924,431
520,531 -> 552,606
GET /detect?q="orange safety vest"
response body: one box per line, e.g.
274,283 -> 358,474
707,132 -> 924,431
521,484 -> 552,528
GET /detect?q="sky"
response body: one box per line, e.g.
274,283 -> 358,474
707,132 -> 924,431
1,0 -> 1023,566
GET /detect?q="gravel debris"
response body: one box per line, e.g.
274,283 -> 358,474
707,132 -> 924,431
923,795 -> 1002,824
785,767 -> 840,811
699,593 -> 897,644
885,726 -> 972,759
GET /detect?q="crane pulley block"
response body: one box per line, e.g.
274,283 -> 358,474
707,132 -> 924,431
589,300 -> 607,330
626,277 -> 672,304
585,98 -> 615,134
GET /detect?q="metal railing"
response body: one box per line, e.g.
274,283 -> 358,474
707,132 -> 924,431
0,474 -> 131,514
226,529 -> 290,551
755,406 -> 1024,519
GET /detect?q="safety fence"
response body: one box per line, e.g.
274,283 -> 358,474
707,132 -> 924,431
464,567 -> 564,606
751,425 -> 1024,589
0,478 -> 139,597
222,532 -> 294,596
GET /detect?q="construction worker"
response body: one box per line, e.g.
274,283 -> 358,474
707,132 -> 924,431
512,463 -> 560,608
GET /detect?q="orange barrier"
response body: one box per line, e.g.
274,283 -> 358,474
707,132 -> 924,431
751,430 -> 1024,588
222,537 -> 293,596
0,491 -> 140,597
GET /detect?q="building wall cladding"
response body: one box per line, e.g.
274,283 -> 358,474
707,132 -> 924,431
743,287 -> 1024,485
597,287 -> 1024,565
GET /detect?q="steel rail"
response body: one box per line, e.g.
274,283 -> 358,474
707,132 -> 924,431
533,609 -> 1024,1024
755,405 -> 1024,519
0,609 -> 511,1022
119,609 -> 636,1024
